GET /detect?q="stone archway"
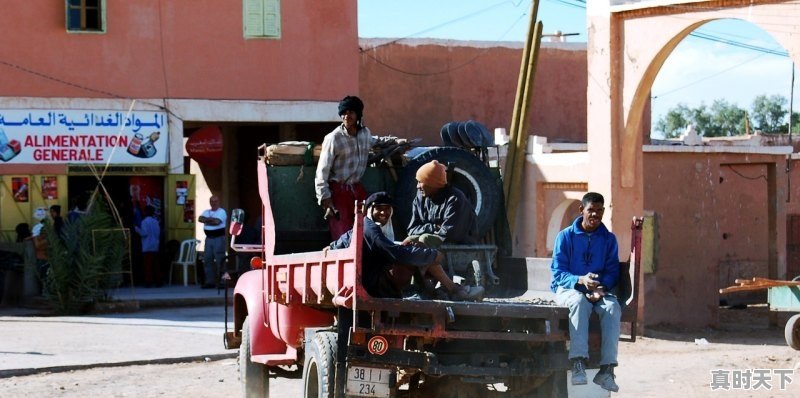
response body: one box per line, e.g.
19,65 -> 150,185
587,0 -> 797,253
587,0 -> 798,326
546,198 -> 581,253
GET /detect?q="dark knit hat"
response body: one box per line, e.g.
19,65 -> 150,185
338,95 -> 364,120
365,191 -> 392,209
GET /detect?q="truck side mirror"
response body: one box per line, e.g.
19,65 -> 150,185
230,208 -> 245,236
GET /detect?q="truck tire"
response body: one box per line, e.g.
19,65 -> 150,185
419,376 -> 482,397
395,147 -> 501,239
785,313 -> 800,350
239,316 -> 269,398
303,331 -> 338,398
507,371 -> 567,398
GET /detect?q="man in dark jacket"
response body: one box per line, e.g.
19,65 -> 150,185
550,192 -> 621,392
404,160 -> 478,248
327,192 -> 483,301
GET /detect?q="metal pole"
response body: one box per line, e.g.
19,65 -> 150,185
788,63 -> 795,203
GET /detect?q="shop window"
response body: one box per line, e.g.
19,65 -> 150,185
66,0 -> 105,33
243,0 -> 281,39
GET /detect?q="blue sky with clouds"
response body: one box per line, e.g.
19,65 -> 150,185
358,0 -> 799,138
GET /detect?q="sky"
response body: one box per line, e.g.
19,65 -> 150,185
358,0 -> 799,138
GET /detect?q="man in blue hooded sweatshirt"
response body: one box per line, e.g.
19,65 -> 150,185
551,192 -> 621,393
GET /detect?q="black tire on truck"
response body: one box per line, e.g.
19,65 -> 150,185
303,331 -> 338,398
394,147 -> 501,240
239,315 -> 269,398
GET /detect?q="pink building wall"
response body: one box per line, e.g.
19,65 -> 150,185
359,39 -> 587,145
0,0 -> 357,101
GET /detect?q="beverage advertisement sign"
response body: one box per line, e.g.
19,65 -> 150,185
0,110 -> 168,164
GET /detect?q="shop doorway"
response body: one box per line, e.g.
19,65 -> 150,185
68,175 -> 166,286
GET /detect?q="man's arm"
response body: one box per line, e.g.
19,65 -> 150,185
406,195 -> 435,236
367,222 -> 438,266
198,211 -> 222,226
436,195 -> 473,242
550,231 -> 581,292
599,233 -> 620,291
315,134 -> 336,205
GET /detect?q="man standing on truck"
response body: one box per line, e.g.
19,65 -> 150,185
326,192 -> 483,301
550,192 -> 621,393
199,195 -> 227,289
404,160 -> 478,247
315,95 -> 371,240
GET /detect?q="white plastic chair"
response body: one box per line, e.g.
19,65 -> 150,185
169,239 -> 200,286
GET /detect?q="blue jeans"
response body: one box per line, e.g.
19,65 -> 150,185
203,235 -> 226,285
555,286 -> 621,365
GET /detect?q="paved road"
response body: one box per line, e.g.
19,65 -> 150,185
0,304 -> 234,376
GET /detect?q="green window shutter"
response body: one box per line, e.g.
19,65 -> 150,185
262,0 -> 281,38
243,0 -> 281,38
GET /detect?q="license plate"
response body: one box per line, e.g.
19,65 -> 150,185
345,366 -> 392,397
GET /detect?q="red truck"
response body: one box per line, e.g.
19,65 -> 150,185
224,145 -> 641,397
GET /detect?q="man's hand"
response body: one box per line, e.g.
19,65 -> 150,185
578,272 -> 600,289
321,198 -> 339,220
585,285 -> 606,303
322,245 -> 331,257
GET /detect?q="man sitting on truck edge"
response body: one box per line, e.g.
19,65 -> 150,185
325,191 -> 484,302
404,160 -> 478,248
550,192 -> 621,393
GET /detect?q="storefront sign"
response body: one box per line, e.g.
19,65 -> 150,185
0,110 -> 168,164
186,126 -> 223,168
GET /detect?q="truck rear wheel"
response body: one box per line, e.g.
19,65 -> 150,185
303,331 -> 338,398
419,376 -> 482,397
239,316 -> 269,397
508,372 -> 568,398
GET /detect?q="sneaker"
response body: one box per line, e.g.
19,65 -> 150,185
450,285 -> 485,302
593,365 -> 619,392
571,358 -> 588,385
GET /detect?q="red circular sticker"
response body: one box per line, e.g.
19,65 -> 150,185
367,336 -> 389,356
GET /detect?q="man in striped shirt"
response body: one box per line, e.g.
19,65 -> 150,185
315,96 -> 372,240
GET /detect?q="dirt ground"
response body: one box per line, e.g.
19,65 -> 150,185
0,305 -> 797,397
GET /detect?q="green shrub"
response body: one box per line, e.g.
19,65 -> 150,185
43,196 -> 128,314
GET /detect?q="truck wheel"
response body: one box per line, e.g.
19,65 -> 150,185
239,316 -> 269,397
507,372 -> 567,398
303,331 -> 338,398
785,313 -> 800,350
419,376 -> 482,397
395,147 -> 501,239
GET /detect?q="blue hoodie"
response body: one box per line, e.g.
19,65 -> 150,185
550,216 -> 620,293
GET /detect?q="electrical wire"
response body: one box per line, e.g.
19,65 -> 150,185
362,0 -> 529,52
361,11 -> 528,76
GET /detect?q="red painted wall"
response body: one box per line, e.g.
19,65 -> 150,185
0,1 -> 358,101
359,40 -> 587,145
643,152 -> 778,327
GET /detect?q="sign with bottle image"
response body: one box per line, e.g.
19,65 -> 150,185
0,110 -> 168,164
12,177 -> 29,202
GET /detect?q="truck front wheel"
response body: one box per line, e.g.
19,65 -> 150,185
240,316 -> 269,397
303,331 -> 338,398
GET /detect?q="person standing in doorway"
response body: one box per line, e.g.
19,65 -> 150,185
199,195 -> 227,288
134,206 -> 161,287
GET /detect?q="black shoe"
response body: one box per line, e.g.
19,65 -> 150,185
593,364 -> 619,392
571,358 -> 588,385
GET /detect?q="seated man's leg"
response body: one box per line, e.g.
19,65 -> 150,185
591,294 -> 622,392
418,233 -> 444,249
594,294 -> 622,366
554,287 -> 592,360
